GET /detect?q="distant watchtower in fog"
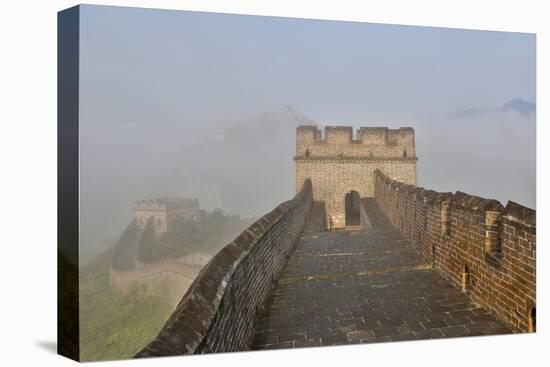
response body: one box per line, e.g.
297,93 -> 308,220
133,197 -> 200,235
294,125 -> 417,229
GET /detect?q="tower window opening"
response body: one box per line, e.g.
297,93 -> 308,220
461,264 -> 470,292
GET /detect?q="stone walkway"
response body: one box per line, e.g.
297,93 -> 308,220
252,199 -> 511,350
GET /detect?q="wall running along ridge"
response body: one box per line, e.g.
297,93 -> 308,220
109,259 -> 204,307
110,218 -> 209,307
373,170 -> 536,332
135,179 -> 313,357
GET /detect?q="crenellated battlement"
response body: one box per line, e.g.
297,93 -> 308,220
133,197 -> 200,235
296,125 -> 415,158
134,197 -> 199,211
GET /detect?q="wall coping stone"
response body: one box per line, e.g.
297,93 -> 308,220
503,201 -> 536,227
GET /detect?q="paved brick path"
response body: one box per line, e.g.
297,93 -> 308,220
252,199 -> 511,350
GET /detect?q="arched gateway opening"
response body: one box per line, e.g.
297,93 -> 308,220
345,191 -> 361,227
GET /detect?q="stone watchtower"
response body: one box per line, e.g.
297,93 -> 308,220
133,197 -> 200,236
295,125 -> 417,229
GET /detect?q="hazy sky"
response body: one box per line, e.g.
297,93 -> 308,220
78,5 -> 535,261
80,5 -> 535,124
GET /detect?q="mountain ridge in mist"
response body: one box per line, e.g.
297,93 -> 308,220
173,106 -> 316,217
80,103 -> 535,263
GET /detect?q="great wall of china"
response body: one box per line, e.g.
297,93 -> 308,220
110,198 -> 211,307
126,125 -> 535,357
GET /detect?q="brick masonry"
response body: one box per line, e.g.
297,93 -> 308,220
135,179 -> 313,357
373,170 -> 536,332
295,126 -> 417,229
252,200 -> 511,351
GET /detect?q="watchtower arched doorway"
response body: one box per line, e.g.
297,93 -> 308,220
345,190 -> 361,227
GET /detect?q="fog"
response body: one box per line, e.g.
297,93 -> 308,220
78,5 -> 535,263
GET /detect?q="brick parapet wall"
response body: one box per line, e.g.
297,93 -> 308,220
373,170 -> 536,332
135,179 -> 313,357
